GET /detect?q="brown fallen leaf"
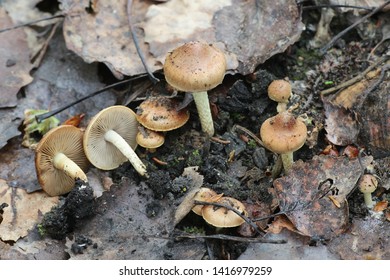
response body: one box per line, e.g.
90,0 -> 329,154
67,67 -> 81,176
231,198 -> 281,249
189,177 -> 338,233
273,155 -> 373,239
328,216 -> 390,259
323,100 -> 360,146
373,200 -> 388,212
60,0 -> 303,77
0,179 -> 58,242
0,7 -> 33,108
267,215 -> 301,235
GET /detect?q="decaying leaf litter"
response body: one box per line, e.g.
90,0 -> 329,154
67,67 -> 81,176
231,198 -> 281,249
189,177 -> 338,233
0,0 -> 389,260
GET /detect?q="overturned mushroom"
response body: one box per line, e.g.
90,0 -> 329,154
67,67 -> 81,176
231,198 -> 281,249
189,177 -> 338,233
201,196 -> 247,228
136,96 -> 189,132
35,125 -> 89,196
83,106 -> 147,177
164,41 -> 227,136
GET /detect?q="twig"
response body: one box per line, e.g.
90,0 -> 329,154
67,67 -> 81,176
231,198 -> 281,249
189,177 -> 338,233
126,0 -> 159,84
320,56 -> 389,95
35,74 -> 147,122
302,4 -> 373,11
232,124 -> 264,147
172,232 -> 286,244
194,200 -> 264,235
320,0 -> 390,54
0,14 -> 65,33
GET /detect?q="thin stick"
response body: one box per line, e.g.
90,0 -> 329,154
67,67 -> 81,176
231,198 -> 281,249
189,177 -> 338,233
233,124 -> 264,147
172,232 -> 286,244
0,14 -> 65,33
320,0 -> 390,54
35,75 -> 147,123
126,0 -> 159,84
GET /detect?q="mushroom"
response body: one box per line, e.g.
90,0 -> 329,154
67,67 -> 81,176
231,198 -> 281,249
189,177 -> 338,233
136,126 -> 165,152
260,111 -> 307,173
201,196 -> 247,228
163,41 -> 227,136
191,187 -> 222,216
358,174 -> 378,208
267,79 -> 292,112
136,96 -> 189,132
83,106 -> 148,177
35,125 -> 89,196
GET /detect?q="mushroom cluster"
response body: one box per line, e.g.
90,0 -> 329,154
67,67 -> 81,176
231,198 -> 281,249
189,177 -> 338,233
163,41 -> 227,137
136,95 -> 190,151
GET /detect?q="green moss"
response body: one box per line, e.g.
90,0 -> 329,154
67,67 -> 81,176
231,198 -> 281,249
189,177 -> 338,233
183,226 -> 205,235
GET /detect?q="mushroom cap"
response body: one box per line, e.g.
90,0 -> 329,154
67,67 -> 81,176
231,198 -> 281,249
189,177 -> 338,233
192,187 -> 219,216
201,196 -> 247,228
83,106 -> 138,170
163,41 -> 227,92
136,127 -> 165,149
260,111 -> 307,154
35,125 -> 89,196
359,174 -> 378,193
267,79 -> 292,103
136,96 -> 189,131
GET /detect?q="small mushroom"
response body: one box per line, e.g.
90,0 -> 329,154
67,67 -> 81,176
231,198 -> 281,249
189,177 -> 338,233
358,174 -> 378,208
136,96 -> 189,132
83,106 -> 147,177
267,79 -> 292,112
191,187 -> 222,216
163,41 -> 227,136
35,125 -> 89,196
201,196 -> 247,228
136,126 -> 165,152
260,111 -> 307,173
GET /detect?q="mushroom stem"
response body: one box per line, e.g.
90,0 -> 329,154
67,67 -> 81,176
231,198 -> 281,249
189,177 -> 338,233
363,193 -> 374,208
276,103 -> 288,113
192,91 -> 214,136
53,153 -> 88,182
104,130 -> 148,177
281,152 -> 294,173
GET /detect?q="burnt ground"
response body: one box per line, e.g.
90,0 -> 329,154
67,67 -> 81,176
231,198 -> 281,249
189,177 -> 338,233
1,4 -> 390,260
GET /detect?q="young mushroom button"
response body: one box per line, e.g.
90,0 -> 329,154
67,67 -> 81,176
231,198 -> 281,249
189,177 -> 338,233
83,106 -> 148,177
163,41 -> 227,137
35,125 -> 89,196
260,111 -> 307,173
358,174 -> 378,208
267,79 -> 292,112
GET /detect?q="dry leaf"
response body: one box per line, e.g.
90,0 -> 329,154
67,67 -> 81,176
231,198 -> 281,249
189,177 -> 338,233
0,179 -> 58,241
267,215 -> 300,235
0,7 -> 33,108
323,100 -> 360,146
328,216 -> 390,259
60,0 -> 303,77
273,155 -> 373,239
373,200 -> 388,212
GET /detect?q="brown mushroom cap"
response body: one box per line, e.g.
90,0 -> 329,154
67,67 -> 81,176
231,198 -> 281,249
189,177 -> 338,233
83,106 -> 138,170
35,125 -> 89,196
260,111 -> 307,154
163,41 -> 227,92
136,96 -> 189,131
201,196 -> 247,228
192,187 -> 220,216
136,127 -> 165,149
359,174 -> 378,193
267,79 -> 292,103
